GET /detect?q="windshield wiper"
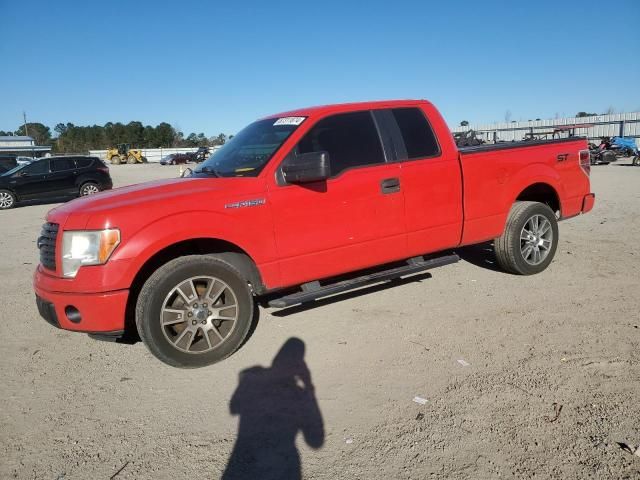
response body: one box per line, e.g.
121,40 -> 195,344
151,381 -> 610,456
197,166 -> 219,177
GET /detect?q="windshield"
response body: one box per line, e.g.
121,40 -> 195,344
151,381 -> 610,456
194,117 -> 305,177
1,163 -> 26,177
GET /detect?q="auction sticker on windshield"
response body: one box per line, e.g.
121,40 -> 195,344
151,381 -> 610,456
273,117 -> 306,126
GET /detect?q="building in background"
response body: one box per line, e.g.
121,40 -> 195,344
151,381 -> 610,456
0,136 -> 52,157
451,112 -> 640,146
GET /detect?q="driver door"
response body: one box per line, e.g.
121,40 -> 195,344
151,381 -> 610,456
11,159 -> 52,199
268,110 -> 407,287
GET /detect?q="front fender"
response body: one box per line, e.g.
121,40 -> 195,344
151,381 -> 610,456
112,209 -> 278,288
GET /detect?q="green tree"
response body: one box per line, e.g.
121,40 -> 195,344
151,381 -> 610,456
15,122 -> 52,145
459,120 -> 469,127
576,112 -> 597,117
210,133 -> 227,145
155,122 -> 177,147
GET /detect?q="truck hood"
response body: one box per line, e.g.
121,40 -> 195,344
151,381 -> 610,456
47,177 -> 267,230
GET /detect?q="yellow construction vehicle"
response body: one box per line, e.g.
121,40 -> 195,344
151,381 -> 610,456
106,144 -> 148,165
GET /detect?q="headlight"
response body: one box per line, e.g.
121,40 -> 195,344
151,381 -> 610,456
61,229 -> 120,278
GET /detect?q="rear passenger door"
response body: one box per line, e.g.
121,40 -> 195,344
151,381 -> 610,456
383,107 -> 463,256
49,157 -> 79,195
269,110 -> 407,287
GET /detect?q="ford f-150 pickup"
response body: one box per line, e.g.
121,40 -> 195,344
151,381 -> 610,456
33,100 -> 595,367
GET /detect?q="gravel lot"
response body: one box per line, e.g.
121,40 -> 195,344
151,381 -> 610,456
1,161 -> 639,479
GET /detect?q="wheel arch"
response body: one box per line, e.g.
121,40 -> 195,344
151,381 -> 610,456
123,237 -> 265,342
514,182 -> 561,216
76,175 -> 100,189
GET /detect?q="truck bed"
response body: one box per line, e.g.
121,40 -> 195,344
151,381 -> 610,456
457,136 -> 589,246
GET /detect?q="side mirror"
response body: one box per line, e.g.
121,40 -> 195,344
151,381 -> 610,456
282,151 -> 331,184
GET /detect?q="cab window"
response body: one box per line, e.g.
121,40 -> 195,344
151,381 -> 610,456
296,111 -> 385,177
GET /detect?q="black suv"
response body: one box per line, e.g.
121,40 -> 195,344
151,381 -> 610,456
0,156 -> 113,209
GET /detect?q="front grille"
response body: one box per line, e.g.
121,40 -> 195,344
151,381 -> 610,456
38,222 -> 59,271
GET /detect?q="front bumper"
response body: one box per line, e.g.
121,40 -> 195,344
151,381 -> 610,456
34,268 -> 129,333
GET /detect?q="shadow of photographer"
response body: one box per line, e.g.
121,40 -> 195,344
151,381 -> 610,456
222,337 -> 324,480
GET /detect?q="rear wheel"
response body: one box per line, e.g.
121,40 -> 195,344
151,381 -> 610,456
0,190 -> 16,209
111,155 -> 121,165
633,156 -> 640,166
494,201 -> 559,275
136,255 -> 255,368
80,182 -> 100,196
127,155 -> 138,164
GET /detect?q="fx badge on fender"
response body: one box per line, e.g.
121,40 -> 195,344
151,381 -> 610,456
224,198 -> 266,209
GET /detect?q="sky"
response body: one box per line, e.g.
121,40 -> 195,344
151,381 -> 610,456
1,0 -> 639,136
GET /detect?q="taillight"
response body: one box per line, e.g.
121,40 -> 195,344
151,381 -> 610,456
579,150 -> 590,176
97,166 -> 109,173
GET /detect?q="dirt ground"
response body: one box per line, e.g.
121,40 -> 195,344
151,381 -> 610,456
1,160 -> 639,479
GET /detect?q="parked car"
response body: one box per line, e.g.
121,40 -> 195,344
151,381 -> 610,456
160,153 -> 191,165
0,156 -> 112,209
33,100 -> 594,368
0,155 -> 18,174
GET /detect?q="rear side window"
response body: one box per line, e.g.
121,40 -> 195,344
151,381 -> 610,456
392,108 -> 440,159
74,157 -> 93,168
297,111 -> 385,176
51,158 -> 75,172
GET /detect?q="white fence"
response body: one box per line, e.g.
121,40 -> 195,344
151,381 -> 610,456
89,146 -> 221,163
450,112 -> 640,146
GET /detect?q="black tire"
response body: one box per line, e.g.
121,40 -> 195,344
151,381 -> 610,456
494,201 -> 559,275
0,189 -> 16,209
633,156 -> 640,166
111,155 -> 121,165
127,155 -> 137,164
79,182 -> 100,196
136,254 -> 255,368
601,151 -> 616,164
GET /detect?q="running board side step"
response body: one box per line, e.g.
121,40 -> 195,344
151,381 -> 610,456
268,254 -> 459,308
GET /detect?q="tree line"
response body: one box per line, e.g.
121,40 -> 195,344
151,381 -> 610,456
0,121 -> 230,153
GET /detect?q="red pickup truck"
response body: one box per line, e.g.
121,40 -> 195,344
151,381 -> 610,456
34,100 -> 595,368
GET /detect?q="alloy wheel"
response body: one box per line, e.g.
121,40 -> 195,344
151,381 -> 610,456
160,276 -> 239,354
81,184 -> 99,196
0,192 -> 14,208
520,214 -> 553,265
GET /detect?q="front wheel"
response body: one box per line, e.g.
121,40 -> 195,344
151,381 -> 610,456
0,189 -> 16,209
633,156 -> 640,166
136,255 -> 255,368
494,201 -> 559,275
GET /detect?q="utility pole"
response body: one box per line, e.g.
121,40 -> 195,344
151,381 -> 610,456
23,111 -> 29,137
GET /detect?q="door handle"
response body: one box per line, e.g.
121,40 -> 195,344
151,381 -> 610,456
380,177 -> 400,194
